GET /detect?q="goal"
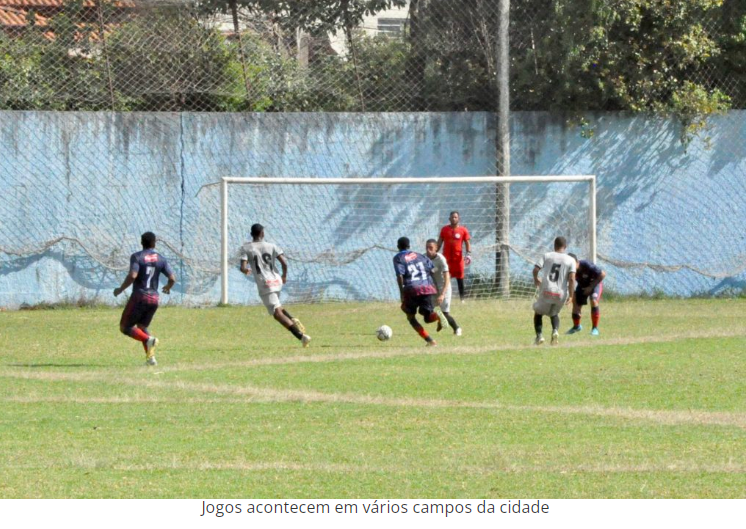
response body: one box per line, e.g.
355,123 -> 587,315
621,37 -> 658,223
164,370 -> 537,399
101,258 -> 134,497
218,176 -> 596,305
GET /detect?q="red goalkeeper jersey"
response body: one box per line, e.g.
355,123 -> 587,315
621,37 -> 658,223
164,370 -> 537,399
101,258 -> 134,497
439,225 -> 470,261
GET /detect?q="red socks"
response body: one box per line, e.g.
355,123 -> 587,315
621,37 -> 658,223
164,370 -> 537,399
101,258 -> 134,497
127,327 -> 150,343
591,306 -> 600,328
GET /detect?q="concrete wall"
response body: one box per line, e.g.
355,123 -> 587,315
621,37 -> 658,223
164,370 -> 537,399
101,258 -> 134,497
1,110 -> 744,307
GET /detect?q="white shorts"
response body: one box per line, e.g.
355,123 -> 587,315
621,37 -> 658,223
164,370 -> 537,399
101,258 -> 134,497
260,292 -> 282,315
533,295 -> 565,317
431,287 -> 452,313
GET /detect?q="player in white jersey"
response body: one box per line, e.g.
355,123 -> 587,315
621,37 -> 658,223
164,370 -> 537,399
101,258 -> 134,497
240,223 -> 311,347
425,239 -> 462,336
532,236 -> 576,346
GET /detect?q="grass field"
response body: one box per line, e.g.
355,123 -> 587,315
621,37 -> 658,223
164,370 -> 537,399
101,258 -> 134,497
1,298 -> 745,498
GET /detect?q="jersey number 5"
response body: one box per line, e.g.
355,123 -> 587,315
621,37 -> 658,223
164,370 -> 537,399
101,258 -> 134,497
548,263 -> 561,283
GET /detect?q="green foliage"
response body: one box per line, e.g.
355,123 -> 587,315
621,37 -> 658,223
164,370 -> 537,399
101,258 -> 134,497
107,11 -> 236,111
0,33 -> 55,109
0,0 -> 742,128
305,33 -> 412,111
225,31 -> 313,111
509,0 -> 733,135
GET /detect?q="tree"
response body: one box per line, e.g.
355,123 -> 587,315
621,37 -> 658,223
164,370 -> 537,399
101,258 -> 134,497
107,10 -> 237,111
510,0 -> 731,121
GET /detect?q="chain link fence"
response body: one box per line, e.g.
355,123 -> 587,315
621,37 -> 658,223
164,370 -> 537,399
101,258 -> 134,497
0,0 -> 745,305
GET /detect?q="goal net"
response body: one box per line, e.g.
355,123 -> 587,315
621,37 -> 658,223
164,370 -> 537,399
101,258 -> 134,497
212,176 -> 596,305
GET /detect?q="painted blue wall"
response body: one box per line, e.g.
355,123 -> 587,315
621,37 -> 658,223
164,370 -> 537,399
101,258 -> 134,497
1,111 -> 744,307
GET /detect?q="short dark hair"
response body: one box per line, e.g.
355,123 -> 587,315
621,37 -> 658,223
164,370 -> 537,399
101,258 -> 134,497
397,237 -> 410,250
141,232 -> 156,249
426,238 -> 437,246
568,252 -> 578,262
449,211 -> 459,217
251,223 -> 264,238
554,236 -> 567,250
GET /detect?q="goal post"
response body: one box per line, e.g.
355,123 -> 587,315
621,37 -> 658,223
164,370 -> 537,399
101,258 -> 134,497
219,175 -> 596,305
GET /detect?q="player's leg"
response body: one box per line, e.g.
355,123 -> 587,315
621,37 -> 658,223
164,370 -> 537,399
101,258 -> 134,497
281,308 -> 305,334
456,278 -> 465,302
550,305 -> 561,346
533,313 -> 544,345
590,283 -> 603,335
431,295 -> 443,332
440,286 -> 460,335
569,288 -> 585,333
119,298 -> 150,346
418,296 -> 442,326
265,294 -> 310,346
138,304 -> 159,365
449,259 -> 466,302
403,294 -> 435,345
532,299 -> 547,345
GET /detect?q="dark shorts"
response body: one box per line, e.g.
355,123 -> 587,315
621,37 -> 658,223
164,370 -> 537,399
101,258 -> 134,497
120,296 -> 159,329
401,291 -> 435,317
575,282 -> 603,306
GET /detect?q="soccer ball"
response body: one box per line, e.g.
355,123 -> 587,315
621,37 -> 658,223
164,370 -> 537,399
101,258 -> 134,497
376,325 -> 393,341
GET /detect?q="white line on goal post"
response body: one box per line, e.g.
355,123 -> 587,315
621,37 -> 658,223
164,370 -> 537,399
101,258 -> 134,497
219,175 -> 597,304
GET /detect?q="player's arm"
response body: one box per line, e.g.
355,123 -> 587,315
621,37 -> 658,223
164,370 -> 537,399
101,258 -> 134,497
438,269 -> 450,304
464,228 -> 472,264
114,271 -> 137,297
161,261 -> 177,295
532,265 -> 541,288
162,274 -> 176,295
396,275 -> 405,302
567,272 -> 576,305
114,254 -> 139,296
240,258 -> 251,276
239,250 -> 251,275
277,254 -> 288,284
436,236 -> 444,252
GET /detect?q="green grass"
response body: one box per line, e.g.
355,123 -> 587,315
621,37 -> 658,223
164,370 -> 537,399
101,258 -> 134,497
1,299 -> 745,498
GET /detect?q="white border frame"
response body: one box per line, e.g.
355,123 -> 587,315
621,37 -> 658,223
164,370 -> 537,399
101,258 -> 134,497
220,175 -> 596,304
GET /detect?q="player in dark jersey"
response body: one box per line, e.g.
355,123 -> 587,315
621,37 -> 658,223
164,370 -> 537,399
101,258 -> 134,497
113,232 -> 176,366
393,237 -> 448,346
567,253 -> 606,336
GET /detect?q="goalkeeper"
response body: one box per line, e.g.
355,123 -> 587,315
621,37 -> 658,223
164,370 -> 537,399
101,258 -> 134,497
437,211 -> 471,303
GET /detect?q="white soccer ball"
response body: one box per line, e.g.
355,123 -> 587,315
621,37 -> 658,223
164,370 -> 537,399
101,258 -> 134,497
376,325 -> 393,341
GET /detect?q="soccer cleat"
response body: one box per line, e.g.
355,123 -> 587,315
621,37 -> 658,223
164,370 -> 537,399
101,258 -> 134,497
301,334 -> 311,348
567,325 -> 583,334
455,327 -> 462,336
145,356 -> 157,367
144,336 -> 158,362
292,318 -> 306,334
534,334 -> 545,346
426,340 -> 438,347
434,308 -> 450,331
551,331 -> 559,346
590,328 -> 600,336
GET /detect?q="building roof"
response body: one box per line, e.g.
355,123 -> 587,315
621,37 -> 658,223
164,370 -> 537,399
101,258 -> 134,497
0,5 -> 48,27
0,0 -> 134,8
